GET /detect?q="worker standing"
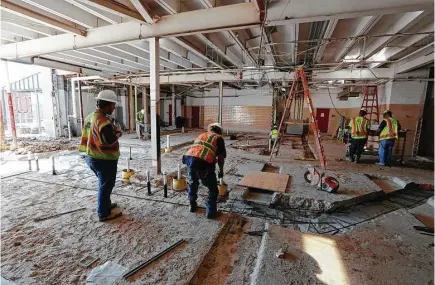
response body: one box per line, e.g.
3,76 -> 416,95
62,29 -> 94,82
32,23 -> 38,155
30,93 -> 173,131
376,110 -> 401,166
79,90 -> 122,222
183,123 -> 226,219
348,108 -> 371,163
136,109 -> 145,138
270,125 -> 279,146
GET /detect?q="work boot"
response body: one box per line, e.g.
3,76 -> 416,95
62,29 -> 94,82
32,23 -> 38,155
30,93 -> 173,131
375,162 -> 385,167
206,211 -> 217,219
190,201 -> 197,213
350,156 -> 355,162
355,156 -> 360,164
99,211 -> 122,222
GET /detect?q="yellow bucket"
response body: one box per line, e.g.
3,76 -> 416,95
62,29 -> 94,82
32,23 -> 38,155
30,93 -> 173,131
165,147 -> 173,153
172,177 -> 187,191
121,169 -> 135,180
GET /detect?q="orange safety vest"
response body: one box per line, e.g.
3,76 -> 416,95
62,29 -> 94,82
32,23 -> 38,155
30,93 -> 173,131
350,116 -> 370,139
186,132 -> 220,164
79,111 -> 120,160
379,117 -> 399,141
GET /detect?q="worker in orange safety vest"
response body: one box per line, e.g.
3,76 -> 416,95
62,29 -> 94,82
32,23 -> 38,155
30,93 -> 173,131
183,123 -> 226,219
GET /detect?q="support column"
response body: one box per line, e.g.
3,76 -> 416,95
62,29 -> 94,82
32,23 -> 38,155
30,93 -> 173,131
4,62 -> 17,148
129,85 -> 134,133
0,91 -> 5,145
150,37 -> 161,174
78,80 -> 84,134
218,81 -> 223,126
143,87 -> 149,132
171,85 -> 176,128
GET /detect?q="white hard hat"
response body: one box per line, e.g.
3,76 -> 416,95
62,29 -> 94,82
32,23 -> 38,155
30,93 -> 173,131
95,90 -> 117,104
360,108 -> 367,113
141,109 -> 145,114
208,122 -> 222,129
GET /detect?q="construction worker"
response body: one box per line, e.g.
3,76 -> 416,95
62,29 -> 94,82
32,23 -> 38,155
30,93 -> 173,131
348,108 -> 371,163
136,109 -> 145,137
270,125 -> 279,146
79,90 -> 122,222
183,123 -> 226,219
376,110 -> 401,166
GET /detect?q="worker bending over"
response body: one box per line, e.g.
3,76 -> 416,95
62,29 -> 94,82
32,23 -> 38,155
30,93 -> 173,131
348,108 -> 371,163
376,110 -> 401,166
270,125 -> 279,146
136,109 -> 145,138
79,90 -> 122,222
183,123 -> 226,219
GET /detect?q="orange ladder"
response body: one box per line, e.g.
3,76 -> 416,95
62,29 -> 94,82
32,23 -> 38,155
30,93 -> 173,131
269,67 -> 327,169
361,86 -> 380,123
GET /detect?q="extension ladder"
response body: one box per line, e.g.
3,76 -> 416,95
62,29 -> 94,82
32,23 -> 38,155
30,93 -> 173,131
269,67 -> 327,169
361,86 -> 380,124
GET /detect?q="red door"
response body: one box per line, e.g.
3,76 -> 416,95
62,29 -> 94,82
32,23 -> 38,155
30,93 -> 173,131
192,106 -> 200,128
169,104 -> 172,125
316,108 -> 330,133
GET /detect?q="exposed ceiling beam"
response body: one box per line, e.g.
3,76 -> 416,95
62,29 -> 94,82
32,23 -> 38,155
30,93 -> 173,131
0,22 -> 40,39
131,70 -> 292,84
85,0 -> 144,21
1,3 -> 260,59
129,0 -> 159,23
61,50 -> 138,72
362,11 -> 426,59
43,54 -> 124,74
0,0 -> 87,36
1,11 -> 58,36
267,2 -> 433,26
64,0 -> 119,24
394,43 -> 434,73
81,47 -> 150,71
159,38 -> 207,68
125,41 -> 178,69
199,0 -> 255,66
18,0 -> 108,29
369,22 -> 434,68
334,16 -> 380,62
314,19 -> 338,63
171,37 -> 224,69
154,0 -> 180,14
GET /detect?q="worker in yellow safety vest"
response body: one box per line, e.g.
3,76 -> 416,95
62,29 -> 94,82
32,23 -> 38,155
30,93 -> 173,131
376,110 -> 401,166
347,108 -> 371,163
270,125 -> 279,146
79,90 -> 123,222
183,123 -> 226,219
136,109 -> 145,137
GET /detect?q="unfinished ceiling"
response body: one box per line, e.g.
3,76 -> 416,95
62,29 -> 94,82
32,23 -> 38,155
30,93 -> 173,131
0,0 -> 433,87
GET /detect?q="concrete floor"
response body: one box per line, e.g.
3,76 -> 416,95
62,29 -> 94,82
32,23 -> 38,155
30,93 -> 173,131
1,131 -> 433,284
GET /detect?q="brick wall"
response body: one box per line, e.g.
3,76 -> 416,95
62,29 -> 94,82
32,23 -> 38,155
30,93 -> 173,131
204,105 -> 272,133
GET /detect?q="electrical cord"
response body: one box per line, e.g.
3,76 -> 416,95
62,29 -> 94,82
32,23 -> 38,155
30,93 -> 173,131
327,87 -> 345,118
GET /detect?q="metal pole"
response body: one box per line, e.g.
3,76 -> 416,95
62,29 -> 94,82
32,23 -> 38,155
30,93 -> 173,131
218,81 -> 223,126
171,85 -> 176,128
78,80 -> 84,134
134,86 -> 138,123
163,172 -> 167,198
150,37 -> 161,174
35,92 -> 41,134
35,155 -> 39,171
129,146 -> 132,160
146,170 -> 151,195
52,156 -> 57,175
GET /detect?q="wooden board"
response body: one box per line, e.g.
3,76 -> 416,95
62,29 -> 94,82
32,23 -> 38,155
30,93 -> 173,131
238,172 -> 290,193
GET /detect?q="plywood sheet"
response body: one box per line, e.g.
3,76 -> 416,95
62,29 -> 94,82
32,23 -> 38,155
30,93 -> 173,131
238,172 -> 290,193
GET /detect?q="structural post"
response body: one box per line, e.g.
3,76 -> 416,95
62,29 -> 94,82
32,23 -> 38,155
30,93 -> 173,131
0,92 -> 5,145
171,85 -> 176,128
150,37 -> 161,174
134,85 -> 138,122
218,81 -> 223,126
4,62 -> 17,149
129,85 -> 134,133
143,87 -> 149,132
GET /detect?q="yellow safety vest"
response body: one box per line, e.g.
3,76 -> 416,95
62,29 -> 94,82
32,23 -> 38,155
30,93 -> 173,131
186,132 -> 220,164
349,116 -> 370,139
380,117 -> 399,141
79,111 -> 120,160
136,111 -> 144,123
270,129 -> 279,139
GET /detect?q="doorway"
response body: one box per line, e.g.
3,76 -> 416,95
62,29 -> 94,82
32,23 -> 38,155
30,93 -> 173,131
316,108 -> 330,133
192,106 -> 200,128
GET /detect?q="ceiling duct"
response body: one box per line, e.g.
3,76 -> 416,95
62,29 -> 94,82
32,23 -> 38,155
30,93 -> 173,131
337,85 -> 362,100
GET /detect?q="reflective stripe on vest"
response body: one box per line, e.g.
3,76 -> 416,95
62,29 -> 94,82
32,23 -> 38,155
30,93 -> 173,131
351,116 -> 369,139
79,111 -> 120,160
380,117 -> 399,141
271,129 -> 278,139
186,132 -> 219,164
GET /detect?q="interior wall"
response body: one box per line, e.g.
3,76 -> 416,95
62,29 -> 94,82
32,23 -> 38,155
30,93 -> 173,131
418,67 -> 434,158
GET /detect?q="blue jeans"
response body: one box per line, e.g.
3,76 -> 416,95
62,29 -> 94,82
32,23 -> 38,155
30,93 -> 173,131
85,156 -> 118,217
187,167 -> 218,214
379,139 -> 395,165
